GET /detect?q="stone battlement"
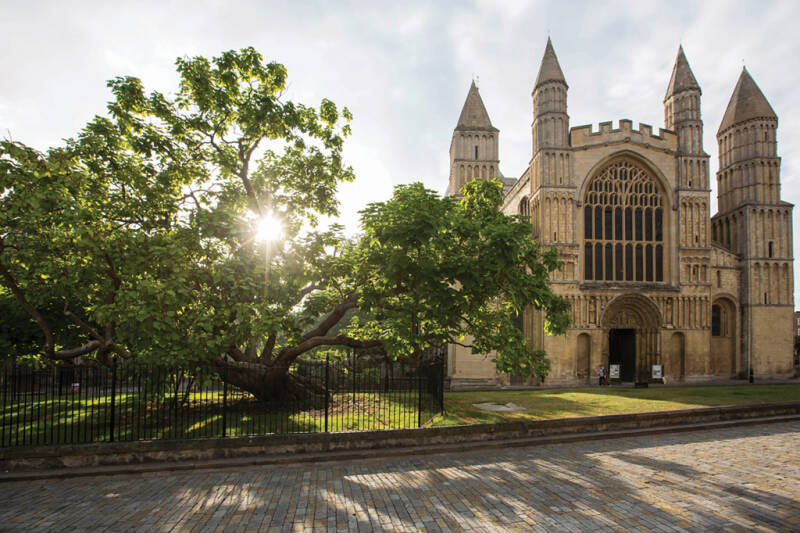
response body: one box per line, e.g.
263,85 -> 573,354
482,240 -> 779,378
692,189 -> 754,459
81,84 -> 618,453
570,119 -> 677,151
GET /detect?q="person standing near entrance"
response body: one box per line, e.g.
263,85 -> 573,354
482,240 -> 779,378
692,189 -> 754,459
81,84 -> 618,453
599,365 -> 607,386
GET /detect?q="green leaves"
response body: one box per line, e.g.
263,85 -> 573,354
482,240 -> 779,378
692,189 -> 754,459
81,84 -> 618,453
1,47 -> 569,390
0,48 -> 357,371
350,178 -> 571,378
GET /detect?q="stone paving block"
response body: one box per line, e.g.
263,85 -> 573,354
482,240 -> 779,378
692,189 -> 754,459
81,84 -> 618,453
2,421 -> 800,531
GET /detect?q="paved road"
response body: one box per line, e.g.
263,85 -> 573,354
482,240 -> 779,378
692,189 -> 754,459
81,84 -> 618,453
1,421 -> 799,532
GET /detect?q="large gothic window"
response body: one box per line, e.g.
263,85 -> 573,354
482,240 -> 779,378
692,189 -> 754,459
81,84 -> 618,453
583,159 -> 665,282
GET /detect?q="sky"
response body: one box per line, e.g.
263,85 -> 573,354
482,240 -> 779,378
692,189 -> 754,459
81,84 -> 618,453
2,0 -> 799,304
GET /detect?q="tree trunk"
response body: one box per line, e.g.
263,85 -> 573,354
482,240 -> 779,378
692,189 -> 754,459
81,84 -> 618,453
221,364 -> 326,403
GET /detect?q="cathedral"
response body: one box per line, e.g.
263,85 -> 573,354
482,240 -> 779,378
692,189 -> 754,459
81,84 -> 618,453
446,39 -> 795,388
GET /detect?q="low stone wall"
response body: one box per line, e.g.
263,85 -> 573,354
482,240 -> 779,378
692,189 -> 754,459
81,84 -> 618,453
2,401 -> 799,472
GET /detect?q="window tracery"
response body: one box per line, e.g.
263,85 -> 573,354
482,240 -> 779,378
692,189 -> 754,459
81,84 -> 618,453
584,159 -> 665,282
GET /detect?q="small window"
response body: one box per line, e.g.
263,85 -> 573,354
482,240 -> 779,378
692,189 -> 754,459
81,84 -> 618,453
764,292 -> 769,304
475,146 -> 479,160
768,241 -> 774,258
716,270 -> 721,288
711,305 -> 721,336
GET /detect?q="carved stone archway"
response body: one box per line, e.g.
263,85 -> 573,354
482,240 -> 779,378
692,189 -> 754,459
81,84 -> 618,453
600,294 -> 663,382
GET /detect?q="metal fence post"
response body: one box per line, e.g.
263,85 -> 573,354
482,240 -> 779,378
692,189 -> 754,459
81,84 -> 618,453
352,350 -> 358,430
222,366 -> 228,438
417,371 -> 423,428
324,355 -> 330,433
109,356 -> 117,443
440,358 -> 445,415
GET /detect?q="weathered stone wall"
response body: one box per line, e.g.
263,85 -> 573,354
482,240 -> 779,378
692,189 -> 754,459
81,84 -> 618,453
3,402 -> 799,473
750,307 -> 795,377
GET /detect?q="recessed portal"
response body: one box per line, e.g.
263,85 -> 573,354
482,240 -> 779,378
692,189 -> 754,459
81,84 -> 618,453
609,328 -> 636,382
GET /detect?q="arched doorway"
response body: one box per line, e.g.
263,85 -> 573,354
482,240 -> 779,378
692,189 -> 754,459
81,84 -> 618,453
601,294 -> 662,383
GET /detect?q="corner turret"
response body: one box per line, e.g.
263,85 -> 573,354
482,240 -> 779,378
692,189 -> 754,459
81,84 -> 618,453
532,38 -> 569,155
448,81 -> 500,195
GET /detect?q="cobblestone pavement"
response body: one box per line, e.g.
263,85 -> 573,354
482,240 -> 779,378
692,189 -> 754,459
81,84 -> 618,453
1,421 -> 799,532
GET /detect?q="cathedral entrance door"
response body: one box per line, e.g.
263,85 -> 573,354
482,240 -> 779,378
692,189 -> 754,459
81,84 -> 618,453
609,329 -> 636,382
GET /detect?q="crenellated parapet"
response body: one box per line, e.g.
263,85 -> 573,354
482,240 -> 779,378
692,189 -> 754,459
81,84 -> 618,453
570,120 -> 677,152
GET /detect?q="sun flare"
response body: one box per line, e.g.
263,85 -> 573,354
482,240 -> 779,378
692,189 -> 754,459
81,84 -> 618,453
253,212 -> 283,243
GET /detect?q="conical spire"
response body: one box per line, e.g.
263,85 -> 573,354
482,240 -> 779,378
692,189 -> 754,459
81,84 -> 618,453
534,37 -> 567,89
718,67 -> 777,134
665,45 -> 700,99
455,80 -> 497,131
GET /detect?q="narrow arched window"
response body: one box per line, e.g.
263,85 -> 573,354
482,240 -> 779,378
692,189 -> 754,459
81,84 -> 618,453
518,196 -> 530,217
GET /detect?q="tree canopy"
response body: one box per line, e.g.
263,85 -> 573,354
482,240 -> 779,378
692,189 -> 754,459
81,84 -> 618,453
0,47 -> 570,398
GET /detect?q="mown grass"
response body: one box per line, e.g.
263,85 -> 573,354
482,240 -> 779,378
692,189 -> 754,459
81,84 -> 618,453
0,391 -> 428,447
432,384 -> 800,426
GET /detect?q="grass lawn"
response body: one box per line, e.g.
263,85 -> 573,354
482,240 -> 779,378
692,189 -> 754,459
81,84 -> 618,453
1,391 -> 427,447
432,384 -> 800,426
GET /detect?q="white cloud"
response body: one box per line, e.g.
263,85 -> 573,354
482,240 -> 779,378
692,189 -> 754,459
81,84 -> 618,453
2,0 -> 799,303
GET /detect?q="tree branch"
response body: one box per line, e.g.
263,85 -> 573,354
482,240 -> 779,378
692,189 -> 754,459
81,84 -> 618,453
51,340 -> 103,360
227,346 -> 247,362
63,307 -> 103,341
0,252 -> 55,357
295,292 -> 358,346
450,341 -> 475,349
260,332 -> 277,361
278,335 -> 383,363
237,139 -> 262,213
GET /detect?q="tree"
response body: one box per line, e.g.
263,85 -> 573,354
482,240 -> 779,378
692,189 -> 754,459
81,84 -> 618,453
0,48 -> 570,399
351,179 -> 569,378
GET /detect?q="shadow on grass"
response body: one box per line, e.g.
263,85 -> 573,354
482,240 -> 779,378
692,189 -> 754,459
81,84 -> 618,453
1,391 -> 430,446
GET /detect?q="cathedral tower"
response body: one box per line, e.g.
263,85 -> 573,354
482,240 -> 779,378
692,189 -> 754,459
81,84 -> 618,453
531,38 -> 576,274
664,47 -> 712,285
448,81 -> 500,195
532,38 -> 570,185
712,68 -> 794,377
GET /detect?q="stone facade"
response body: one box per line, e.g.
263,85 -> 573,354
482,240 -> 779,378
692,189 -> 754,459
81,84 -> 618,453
446,40 -> 795,389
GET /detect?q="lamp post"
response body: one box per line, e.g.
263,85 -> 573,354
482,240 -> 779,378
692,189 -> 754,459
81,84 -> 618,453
253,212 -> 283,296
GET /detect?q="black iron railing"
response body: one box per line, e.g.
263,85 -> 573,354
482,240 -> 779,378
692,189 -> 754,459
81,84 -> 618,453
0,356 -> 444,448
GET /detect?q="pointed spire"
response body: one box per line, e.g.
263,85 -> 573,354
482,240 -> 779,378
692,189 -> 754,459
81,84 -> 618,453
535,37 -> 567,89
718,67 -> 777,134
665,45 -> 700,99
455,81 -> 498,131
